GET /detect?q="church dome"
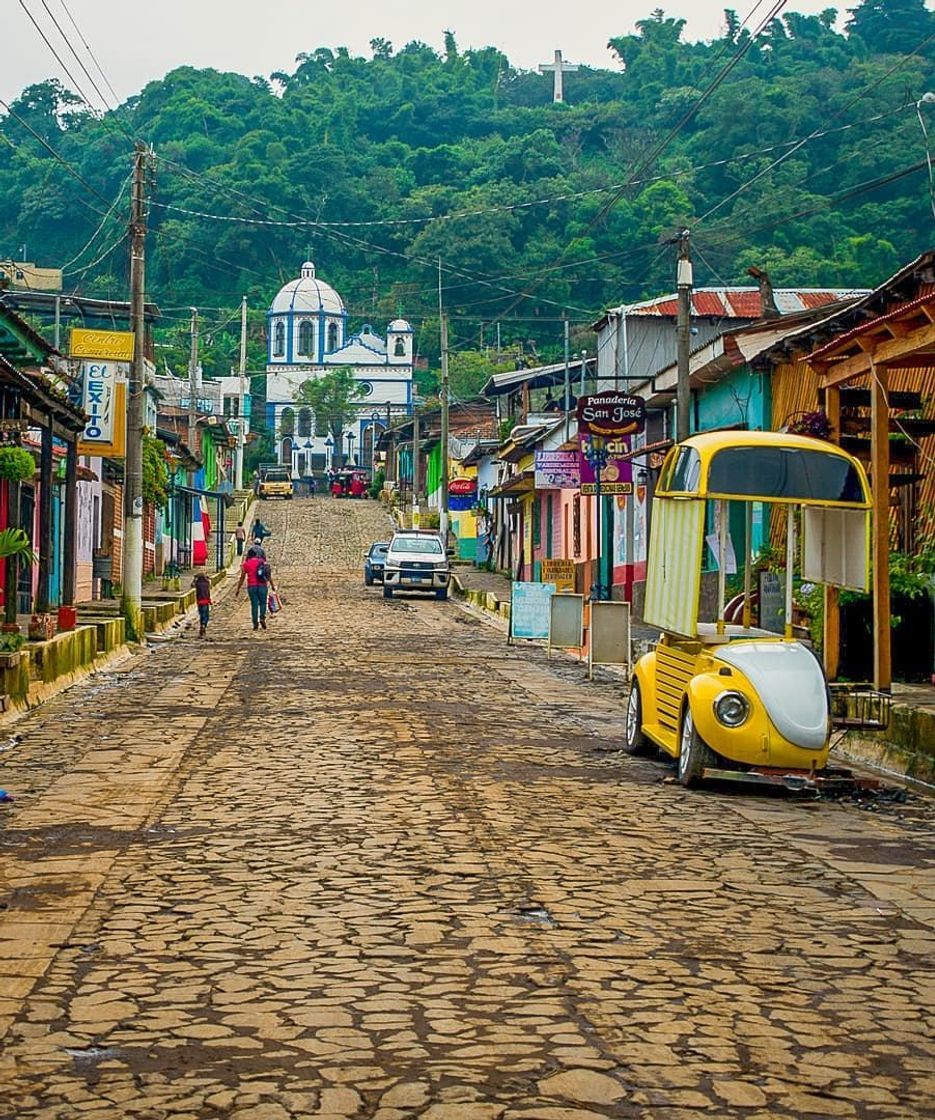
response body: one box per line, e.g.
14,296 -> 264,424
270,262 -> 345,315
388,318 -> 412,332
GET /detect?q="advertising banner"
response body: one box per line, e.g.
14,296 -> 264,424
534,450 -> 581,490
77,360 -> 127,458
577,432 -> 633,496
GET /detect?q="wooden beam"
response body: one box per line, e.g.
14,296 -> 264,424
870,359 -> 891,691
819,320 -> 935,387
823,384 -> 841,679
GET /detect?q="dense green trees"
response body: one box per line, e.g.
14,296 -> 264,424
0,0 -> 932,375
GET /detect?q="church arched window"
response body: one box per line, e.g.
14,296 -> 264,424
394,336 -> 406,357
314,411 -> 328,437
297,407 -> 312,438
327,322 -> 339,351
273,321 -> 285,357
280,407 -> 295,436
298,320 -> 313,356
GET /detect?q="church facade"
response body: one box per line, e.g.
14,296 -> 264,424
265,262 -> 414,474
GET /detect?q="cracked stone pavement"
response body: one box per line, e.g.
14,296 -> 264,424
0,496 -> 933,1119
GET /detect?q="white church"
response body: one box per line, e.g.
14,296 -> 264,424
265,261 -> 414,474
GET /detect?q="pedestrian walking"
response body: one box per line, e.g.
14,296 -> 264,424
253,517 -> 271,542
236,547 -> 277,631
251,537 -> 267,559
234,521 -> 247,556
192,572 -> 212,637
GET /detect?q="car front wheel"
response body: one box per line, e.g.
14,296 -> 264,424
678,706 -> 713,788
364,570 -> 373,586
383,585 -> 394,599
624,681 -> 653,756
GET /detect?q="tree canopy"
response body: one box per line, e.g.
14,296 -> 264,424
0,0 -> 932,374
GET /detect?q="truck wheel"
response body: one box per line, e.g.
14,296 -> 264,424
383,585 -> 394,599
678,707 -> 713,788
364,570 -> 373,587
624,681 -> 653,756
435,588 -> 448,601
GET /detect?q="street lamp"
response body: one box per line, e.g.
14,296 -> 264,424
324,436 -> 334,470
346,431 -> 356,466
582,433 -> 609,601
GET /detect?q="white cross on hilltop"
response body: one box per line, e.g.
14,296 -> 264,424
539,49 -> 578,104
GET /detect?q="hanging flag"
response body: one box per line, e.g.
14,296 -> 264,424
192,498 -> 208,566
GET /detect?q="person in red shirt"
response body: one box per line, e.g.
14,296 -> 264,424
192,572 -> 212,638
235,547 -> 277,631
350,475 -> 365,498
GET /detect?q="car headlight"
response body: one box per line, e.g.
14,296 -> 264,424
713,690 -> 750,727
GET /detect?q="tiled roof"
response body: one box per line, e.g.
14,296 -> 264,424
614,287 -> 869,320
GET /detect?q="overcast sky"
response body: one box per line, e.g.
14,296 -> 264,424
4,0 -> 857,108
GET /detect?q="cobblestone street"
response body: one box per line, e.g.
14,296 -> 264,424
0,496 -> 933,1119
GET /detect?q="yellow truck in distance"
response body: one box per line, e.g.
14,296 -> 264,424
257,466 -> 293,500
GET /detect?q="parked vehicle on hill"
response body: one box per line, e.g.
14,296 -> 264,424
383,530 -> 451,601
257,465 -> 293,500
364,542 -> 389,585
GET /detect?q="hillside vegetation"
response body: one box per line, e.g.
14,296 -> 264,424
1,0 -> 933,374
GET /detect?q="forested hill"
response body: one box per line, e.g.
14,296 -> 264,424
1,0 -> 934,370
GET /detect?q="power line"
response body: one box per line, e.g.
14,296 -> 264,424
35,0 -> 112,111
56,0 -> 119,103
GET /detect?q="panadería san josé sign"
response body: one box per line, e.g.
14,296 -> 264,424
576,391 -> 645,437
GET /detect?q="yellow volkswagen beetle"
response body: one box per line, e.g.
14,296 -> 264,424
625,431 -> 871,786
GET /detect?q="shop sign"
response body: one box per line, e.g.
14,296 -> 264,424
534,450 -> 581,490
576,391 -> 645,437
0,419 -> 29,432
578,432 -> 633,497
540,558 -> 576,592
448,477 -> 476,496
77,360 -> 127,458
69,327 -> 135,362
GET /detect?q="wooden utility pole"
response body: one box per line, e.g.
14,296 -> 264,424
188,307 -> 199,485
235,296 -> 247,491
440,311 -> 450,541
123,143 -> 149,642
870,359 -> 891,690
411,407 -> 421,528
438,258 -> 450,541
676,228 -> 693,443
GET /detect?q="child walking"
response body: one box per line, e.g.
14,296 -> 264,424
193,572 -> 212,637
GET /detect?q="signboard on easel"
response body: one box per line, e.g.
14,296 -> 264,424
509,581 -> 556,642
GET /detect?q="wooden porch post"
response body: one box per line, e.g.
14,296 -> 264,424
3,480 -> 20,629
35,420 -> 54,613
61,437 -> 78,608
870,359 -> 891,690
823,383 -> 841,679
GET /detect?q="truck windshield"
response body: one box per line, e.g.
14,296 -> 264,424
265,472 -> 289,482
392,537 -> 442,554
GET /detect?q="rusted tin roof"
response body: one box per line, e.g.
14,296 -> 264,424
618,287 -> 869,320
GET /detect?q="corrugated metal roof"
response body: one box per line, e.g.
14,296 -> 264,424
613,287 -> 869,320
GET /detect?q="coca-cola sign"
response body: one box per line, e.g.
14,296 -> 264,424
448,477 -> 477,496
576,391 -> 645,437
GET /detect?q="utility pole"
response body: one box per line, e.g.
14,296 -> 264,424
122,142 -> 149,643
411,407 -> 421,529
188,307 -> 199,485
235,295 -> 247,491
563,317 -> 571,441
438,258 -> 450,542
676,228 -> 693,443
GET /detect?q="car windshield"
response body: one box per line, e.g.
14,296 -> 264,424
391,536 -> 442,555
370,544 -> 388,558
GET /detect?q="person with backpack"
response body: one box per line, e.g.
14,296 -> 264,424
192,572 -> 212,638
235,546 -> 277,631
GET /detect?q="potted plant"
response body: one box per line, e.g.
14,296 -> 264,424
786,410 -> 832,440
0,447 -> 37,484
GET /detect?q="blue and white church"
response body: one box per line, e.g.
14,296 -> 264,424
265,261 -> 414,474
